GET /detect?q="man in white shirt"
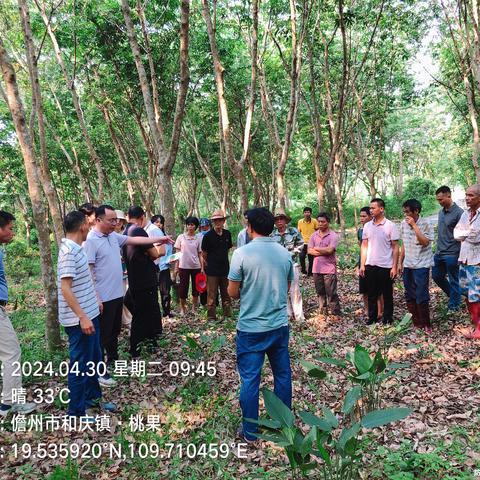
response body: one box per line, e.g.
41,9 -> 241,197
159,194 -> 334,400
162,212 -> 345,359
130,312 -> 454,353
454,184 -> 480,339
359,198 -> 400,325
84,205 -> 173,386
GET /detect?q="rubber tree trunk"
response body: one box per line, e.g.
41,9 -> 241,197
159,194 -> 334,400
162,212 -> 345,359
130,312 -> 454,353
0,39 -> 62,351
19,0 -> 63,245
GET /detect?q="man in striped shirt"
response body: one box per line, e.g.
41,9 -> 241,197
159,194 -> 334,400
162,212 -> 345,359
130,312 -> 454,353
58,211 -> 115,417
398,199 -> 434,331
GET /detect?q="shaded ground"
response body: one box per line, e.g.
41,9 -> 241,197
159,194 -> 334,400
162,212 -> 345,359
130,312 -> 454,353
1,266 -> 480,479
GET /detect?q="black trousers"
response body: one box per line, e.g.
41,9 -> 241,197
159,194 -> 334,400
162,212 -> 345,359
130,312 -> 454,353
299,244 -> 314,275
158,269 -> 172,316
365,265 -> 394,323
124,287 -> 162,358
100,297 -> 124,365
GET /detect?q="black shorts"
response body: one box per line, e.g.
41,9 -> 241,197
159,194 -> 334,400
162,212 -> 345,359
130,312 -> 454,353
359,275 -> 368,294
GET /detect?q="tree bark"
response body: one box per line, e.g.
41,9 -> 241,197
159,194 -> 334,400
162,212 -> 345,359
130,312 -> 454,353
0,39 -> 62,351
441,0 -> 480,182
184,123 -> 224,207
201,0 -> 250,212
122,0 -> 190,234
333,151 -> 346,236
275,0 -> 304,210
18,0 -> 63,245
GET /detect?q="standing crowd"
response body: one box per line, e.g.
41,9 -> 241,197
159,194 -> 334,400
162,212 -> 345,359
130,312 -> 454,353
0,183 -> 479,445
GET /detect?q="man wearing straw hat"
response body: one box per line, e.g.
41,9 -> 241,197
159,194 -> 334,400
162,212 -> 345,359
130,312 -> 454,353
201,209 -> 233,321
271,209 -> 305,321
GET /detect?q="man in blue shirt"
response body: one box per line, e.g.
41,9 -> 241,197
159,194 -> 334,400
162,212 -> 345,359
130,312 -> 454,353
0,211 -> 37,417
228,207 -> 294,443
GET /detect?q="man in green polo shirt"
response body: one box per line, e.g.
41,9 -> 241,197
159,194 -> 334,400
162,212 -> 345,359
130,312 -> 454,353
228,207 -> 294,443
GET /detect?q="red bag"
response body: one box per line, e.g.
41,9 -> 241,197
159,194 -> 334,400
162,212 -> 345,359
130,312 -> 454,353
195,272 -> 207,293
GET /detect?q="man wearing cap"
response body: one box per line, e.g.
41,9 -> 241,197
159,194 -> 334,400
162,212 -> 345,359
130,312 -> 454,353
298,207 -> 318,276
271,210 -> 305,321
201,209 -> 233,321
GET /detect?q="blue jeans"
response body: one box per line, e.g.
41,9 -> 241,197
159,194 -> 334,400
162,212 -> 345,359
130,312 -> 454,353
432,254 -> 461,309
65,316 -> 102,416
236,326 -> 292,441
403,267 -> 430,304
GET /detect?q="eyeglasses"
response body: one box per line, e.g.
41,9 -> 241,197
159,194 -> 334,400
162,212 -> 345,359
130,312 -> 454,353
101,217 -> 118,224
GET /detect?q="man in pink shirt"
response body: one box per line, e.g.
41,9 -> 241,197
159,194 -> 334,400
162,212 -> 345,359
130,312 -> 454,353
359,198 -> 400,325
308,213 -> 341,316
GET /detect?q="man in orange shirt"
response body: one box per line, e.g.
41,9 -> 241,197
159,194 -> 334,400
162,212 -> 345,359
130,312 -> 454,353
297,207 -> 318,276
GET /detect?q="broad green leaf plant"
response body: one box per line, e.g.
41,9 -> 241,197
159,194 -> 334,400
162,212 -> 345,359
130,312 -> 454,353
246,314 -> 413,479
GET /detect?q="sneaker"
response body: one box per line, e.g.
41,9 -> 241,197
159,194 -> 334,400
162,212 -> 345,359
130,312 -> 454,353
0,402 -> 37,417
98,375 -> 117,388
86,402 -> 118,416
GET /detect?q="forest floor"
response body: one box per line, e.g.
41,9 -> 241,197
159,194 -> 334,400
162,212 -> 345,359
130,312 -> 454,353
1,262 -> 480,479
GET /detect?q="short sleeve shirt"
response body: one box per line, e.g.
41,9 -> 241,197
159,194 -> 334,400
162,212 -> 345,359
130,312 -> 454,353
270,227 -> 304,263
237,228 -> 250,247
174,233 -> 202,269
399,217 -> 434,269
363,218 -> 400,269
228,237 -> 294,333
201,229 -> 232,276
57,238 -> 99,327
357,228 -> 363,243
297,218 -> 318,244
436,203 -> 464,256
456,208 -> 480,265
122,226 -> 157,291
144,222 -> 164,266
83,229 -> 128,302
308,230 -> 339,274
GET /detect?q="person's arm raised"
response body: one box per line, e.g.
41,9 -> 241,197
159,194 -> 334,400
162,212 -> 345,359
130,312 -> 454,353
125,234 -> 174,246
405,217 -> 430,246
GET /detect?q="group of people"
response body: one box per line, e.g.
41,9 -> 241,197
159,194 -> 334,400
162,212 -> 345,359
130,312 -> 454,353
0,182 -> 479,445
357,185 -> 479,338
